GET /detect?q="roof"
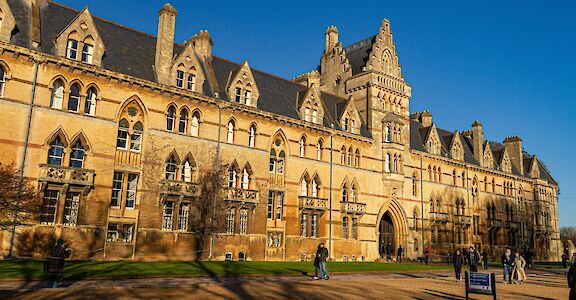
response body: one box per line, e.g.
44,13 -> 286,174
6,1 -> 369,138
343,35 -> 375,75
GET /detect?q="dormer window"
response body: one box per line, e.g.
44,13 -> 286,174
176,70 -> 184,88
245,90 -> 252,106
66,38 -> 79,59
187,73 -> 196,91
304,107 -> 310,121
234,87 -> 242,102
312,109 -> 318,123
81,43 -> 93,64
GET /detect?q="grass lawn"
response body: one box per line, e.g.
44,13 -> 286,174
0,259 -> 450,280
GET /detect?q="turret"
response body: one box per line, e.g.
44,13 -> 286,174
325,25 -> 339,53
154,3 -> 177,85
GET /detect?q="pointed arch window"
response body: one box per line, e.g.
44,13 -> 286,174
354,149 -> 360,167
50,80 -> 64,109
166,106 -> 176,131
241,168 -> 250,189
412,172 -> 418,196
277,151 -> 285,174
66,38 -> 78,59
190,112 -> 200,137
299,136 -> 306,157
385,153 -> 391,173
227,120 -> 235,143
244,89 -> 252,106
84,87 -> 97,116
311,178 -> 319,197
347,147 -> 352,166
351,185 -> 357,202
69,140 -> 85,168
67,84 -> 80,112
81,43 -> 94,64
248,125 -> 256,148
178,108 -> 189,134
165,156 -> 177,180
228,168 -> 237,188
117,119 -> 129,149
182,160 -> 193,182
0,66 -> 5,97
342,185 -> 348,202
176,69 -> 184,88
187,72 -> 196,91
384,125 -> 390,142
48,136 -> 65,166
131,122 -> 143,152
300,178 -> 308,196
269,149 -> 276,173
340,146 -> 346,164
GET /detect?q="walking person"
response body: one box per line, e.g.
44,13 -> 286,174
313,245 -> 321,280
481,249 -> 489,270
424,247 -> 430,265
568,255 -> 576,300
316,242 -> 329,280
396,245 -> 404,263
379,242 -> 384,259
467,246 -> 480,272
512,251 -> 527,284
44,239 -> 70,288
501,248 -> 513,284
453,249 -> 463,282
386,243 -> 393,262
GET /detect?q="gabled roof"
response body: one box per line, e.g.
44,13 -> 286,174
343,35 -> 376,75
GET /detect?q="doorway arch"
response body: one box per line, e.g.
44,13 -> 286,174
379,212 -> 395,252
376,198 -> 408,257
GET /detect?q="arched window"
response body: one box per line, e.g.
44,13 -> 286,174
277,151 -> 285,174
69,140 -> 85,168
311,178 -> 319,197
48,136 -> 65,166
0,66 -> 5,97
176,65 -> 185,88
227,120 -> 235,143
453,170 -> 457,185
165,156 -> 177,180
248,125 -> 256,148
187,70 -> 196,91
191,112 -> 200,137
131,122 -> 143,152
347,147 -> 352,166
340,146 -> 346,164
393,154 -> 398,173
166,105 -> 176,131
316,140 -> 322,160
412,172 -> 418,196
351,185 -> 357,202
299,136 -> 306,157
354,149 -> 360,167
461,171 -> 466,187
84,87 -> 97,115
244,87 -> 252,106
241,168 -> 250,189
182,160 -> 192,182
228,168 -> 237,187
66,36 -> 79,59
413,207 -> 419,230
81,42 -> 94,64
430,196 -> 435,212
300,178 -> 308,196
384,125 -> 390,142
342,185 -> 348,202
269,149 -> 276,173
385,153 -> 391,172
50,79 -> 64,109
67,83 -> 80,112
178,108 -> 189,134
116,119 -> 129,149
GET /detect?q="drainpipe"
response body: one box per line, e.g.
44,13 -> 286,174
465,168 -> 470,246
420,154 -> 424,257
328,124 -> 334,258
8,58 -> 40,257
209,103 -> 223,260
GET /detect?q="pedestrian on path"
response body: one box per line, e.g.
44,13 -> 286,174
386,243 -> 393,262
316,242 -> 329,280
481,250 -> 489,270
396,245 -> 403,263
512,251 -> 527,284
501,248 -> 513,284
45,239 -> 70,288
467,246 -> 479,272
568,255 -> 576,300
313,245 -> 321,280
453,249 -> 463,282
424,247 -> 430,265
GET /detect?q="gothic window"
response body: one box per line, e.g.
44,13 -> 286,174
311,214 -> 318,237
311,177 -> 319,197
225,120 -> 235,143
191,111 -> 200,137
461,171 -> 466,187
384,125 -> 390,142
354,149 -> 360,167
111,172 -> 138,209
66,36 -> 79,59
453,170 -> 457,185
342,184 -> 348,202
385,153 -> 391,173
81,41 -> 94,64
300,177 -> 308,196
412,172 -> 418,196
162,201 -> 174,230
244,88 -> 252,106
340,146 -> 346,164
226,209 -> 235,234
178,108 -> 189,134
84,87 -> 97,116
351,185 -> 357,202
277,151 -> 285,174
269,149 -> 276,173
125,174 -> 138,208
241,168 -> 250,189
234,86 -> 242,102
248,124 -> 256,148
300,213 -> 308,237
267,191 -> 274,219
48,136 -> 65,166
413,207 -> 418,230
0,66 -> 5,97
67,83 -> 80,112
178,203 -> 190,231
130,122 -> 143,152
166,105 -> 176,131
116,119 -> 129,149
187,71 -> 196,92
228,168 -> 237,188
110,172 -> 123,207
182,160 -> 193,182
347,147 -> 352,166
69,140 -> 85,168
316,139 -> 322,160
342,217 -> 349,239
50,79 -> 65,109
165,155 -> 177,180
275,192 -> 283,220
176,65 -> 185,88
299,136 -> 306,157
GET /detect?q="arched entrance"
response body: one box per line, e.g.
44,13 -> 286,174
379,212 -> 395,253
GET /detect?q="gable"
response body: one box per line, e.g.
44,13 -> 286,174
297,84 -> 324,125
482,142 -> 494,169
54,7 -> 105,66
171,41 -> 206,94
365,19 -> 402,78
424,124 -> 441,155
500,149 -> 512,173
449,131 -> 464,161
226,61 -> 260,107
338,96 -> 361,133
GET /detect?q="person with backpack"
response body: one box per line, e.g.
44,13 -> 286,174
315,242 -> 329,280
453,249 -> 463,282
501,248 -> 513,284
45,239 -> 70,288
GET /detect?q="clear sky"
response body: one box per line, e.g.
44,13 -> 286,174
57,0 -> 576,227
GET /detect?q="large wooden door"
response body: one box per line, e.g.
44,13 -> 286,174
380,212 -> 395,251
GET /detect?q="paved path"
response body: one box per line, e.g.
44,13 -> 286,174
0,268 -> 570,299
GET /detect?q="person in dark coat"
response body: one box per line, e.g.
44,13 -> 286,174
396,245 -> 404,263
501,248 -> 513,284
467,246 -> 480,272
386,243 -> 393,262
424,247 -> 430,264
313,244 -> 321,280
453,249 -> 463,281
568,255 -> 576,300
481,250 -> 489,270
316,242 -> 329,280
379,242 -> 384,259
45,239 -> 70,288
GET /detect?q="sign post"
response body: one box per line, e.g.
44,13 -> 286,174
465,271 -> 496,300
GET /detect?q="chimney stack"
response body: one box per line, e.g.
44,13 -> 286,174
155,3 -> 178,85
191,30 -> 213,60
325,25 -> 339,53
472,120 -> 483,164
503,136 -> 523,174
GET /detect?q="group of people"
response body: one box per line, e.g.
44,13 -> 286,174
451,246 -> 527,284
452,246 -> 485,281
379,243 -> 404,263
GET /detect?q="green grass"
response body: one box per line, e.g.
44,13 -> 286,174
0,259 -> 450,280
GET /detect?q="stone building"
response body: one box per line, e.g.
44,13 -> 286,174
0,0 -> 561,261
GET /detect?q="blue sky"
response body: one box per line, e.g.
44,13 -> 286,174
58,0 -> 576,226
